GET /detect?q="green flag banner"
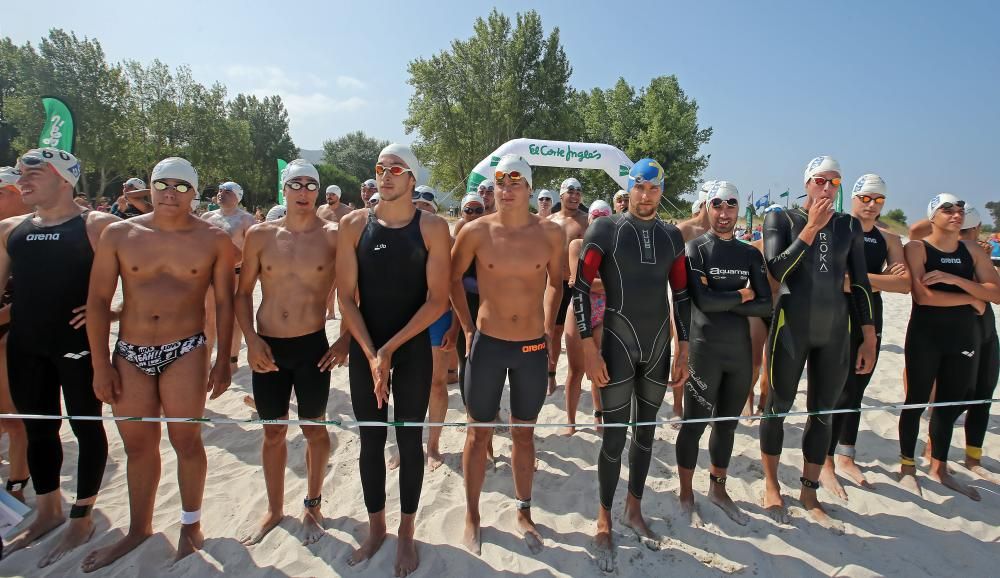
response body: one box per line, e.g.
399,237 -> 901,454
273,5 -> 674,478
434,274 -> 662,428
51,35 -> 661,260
780,189 -> 790,207
835,183 -> 844,212
277,159 -> 288,205
745,204 -> 753,232
38,96 -> 75,152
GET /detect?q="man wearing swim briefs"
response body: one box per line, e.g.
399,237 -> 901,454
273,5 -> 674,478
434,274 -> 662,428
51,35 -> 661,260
451,155 -> 564,556
337,143 -> 451,576
0,150 -> 117,566
820,174 -> 909,498
760,156 -> 876,531
547,177 -> 588,408
317,184 -> 351,223
576,158 -> 690,572
676,181 -> 772,527
201,181 -> 255,368
536,189 -> 554,218
0,167 -> 30,505
237,159 -> 348,546
83,156 -> 235,572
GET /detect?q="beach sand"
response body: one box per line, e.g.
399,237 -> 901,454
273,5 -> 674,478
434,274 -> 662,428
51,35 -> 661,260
0,288 -> 997,577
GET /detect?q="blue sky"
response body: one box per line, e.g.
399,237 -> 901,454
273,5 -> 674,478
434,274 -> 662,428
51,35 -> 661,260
5,0 -> 998,221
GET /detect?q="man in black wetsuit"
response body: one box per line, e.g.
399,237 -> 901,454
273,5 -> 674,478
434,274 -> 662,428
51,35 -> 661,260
336,143 -> 451,576
760,155 -> 876,531
676,181 -> 772,526
576,158 -> 690,572
0,149 -> 118,566
821,174 -> 910,498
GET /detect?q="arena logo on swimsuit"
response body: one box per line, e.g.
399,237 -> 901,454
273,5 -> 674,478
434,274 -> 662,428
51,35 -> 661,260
940,257 -> 963,264
24,233 -> 60,241
817,231 -> 830,272
521,342 -> 546,353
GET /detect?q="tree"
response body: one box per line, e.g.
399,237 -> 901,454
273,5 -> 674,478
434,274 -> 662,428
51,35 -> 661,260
985,201 -> 1000,229
321,130 -> 389,185
883,208 -> 907,225
315,163 -> 361,208
229,93 -> 297,208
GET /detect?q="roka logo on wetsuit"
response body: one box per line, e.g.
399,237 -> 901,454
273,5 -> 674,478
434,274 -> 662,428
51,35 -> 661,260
817,231 -> 830,273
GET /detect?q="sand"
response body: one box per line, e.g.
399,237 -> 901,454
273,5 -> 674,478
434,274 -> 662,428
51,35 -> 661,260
0,288 -> 997,577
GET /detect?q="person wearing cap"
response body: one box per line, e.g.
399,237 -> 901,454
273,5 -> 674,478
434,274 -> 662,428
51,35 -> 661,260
360,178 -> 377,205
265,204 -> 287,221
201,181 -> 255,369
452,192 -> 486,429
235,158 -> 347,547
612,190 -> 628,214
318,184 -> 351,223
536,189 -> 554,218
0,149 -> 118,566
573,158 -> 690,570
677,180 -> 715,242
477,180 -> 496,214
820,174 -> 910,498
451,154 -> 563,556
336,143 -> 450,575
547,177 -> 588,409
674,181 -> 772,527
758,156 -> 877,531
367,192 -> 381,208
111,177 -> 152,218
905,200 -> 1000,487
83,156 -> 236,571
0,167 -> 32,505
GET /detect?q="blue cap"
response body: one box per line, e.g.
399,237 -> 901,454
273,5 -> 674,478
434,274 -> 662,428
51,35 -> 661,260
627,158 -> 665,192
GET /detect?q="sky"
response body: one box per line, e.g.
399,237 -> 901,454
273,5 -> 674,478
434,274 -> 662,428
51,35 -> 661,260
5,0 -> 999,221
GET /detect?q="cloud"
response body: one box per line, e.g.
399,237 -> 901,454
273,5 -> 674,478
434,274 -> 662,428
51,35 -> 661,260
336,75 -> 366,90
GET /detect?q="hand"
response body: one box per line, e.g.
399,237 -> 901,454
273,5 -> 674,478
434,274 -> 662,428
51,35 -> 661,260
465,330 -> 475,356
737,287 -> 755,303
971,299 -> 987,315
582,339 -> 609,387
669,344 -> 689,389
247,335 -> 279,373
370,346 -> 393,409
855,334 -> 878,374
439,323 -> 459,352
69,305 -> 87,329
93,362 -> 122,404
888,262 -> 907,277
921,270 -> 963,286
318,334 -> 350,371
207,360 -> 232,400
806,197 -> 834,230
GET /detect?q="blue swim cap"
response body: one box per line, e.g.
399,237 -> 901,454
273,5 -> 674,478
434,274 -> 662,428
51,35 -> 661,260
627,158 -> 665,192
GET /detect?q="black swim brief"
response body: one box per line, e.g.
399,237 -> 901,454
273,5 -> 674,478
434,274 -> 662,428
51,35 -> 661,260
115,333 -> 207,376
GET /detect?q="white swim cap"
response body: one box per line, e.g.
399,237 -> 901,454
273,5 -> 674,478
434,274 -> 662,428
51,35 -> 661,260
151,156 -> 198,192
700,180 -> 718,194
18,148 -> 82,188
589,200 -> 612,218
124,177 -> 146,190
707,180 -> 739,204
461,193 -> 484,209
927,193 -> 965,219
537,189 -> 555,201
363,179 -> 377,189
851,174 -> 886,197
963,206 -> 982,230
0,167 -> 20,190
378,143 -> 425,186
692,198 -> 705,214
218,181 -> 244,203
477,179 -> 495,192
495,155 -> 533,189
413,185 -> 437,212
326,185 -> 341,197
280,159 -> 319,190
560,177 -> 582,193
804,156 -> 841,184
613,189 -> 628,200
369,192 -> 381,204
265,204 -> 287,221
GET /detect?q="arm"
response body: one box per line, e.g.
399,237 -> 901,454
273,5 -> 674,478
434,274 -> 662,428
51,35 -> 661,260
123,188 -> 152,213
685,241 -> 743,313
545,224 -> 566,343
235,226 -> 277,372
847,218 -> 875,326
908,218 -> 932,241
763,210 -> 811,284
869,232 -> 911,293
449,225 -> 477,337
572,223 -> 604,339
967,241 -> 1000,303
208,230 -> 236,398
336,213 -> 377,358
732,250 -> 774,317
86,224 -> 123,403
905,241 -> 981,307
669,240 -> 691,342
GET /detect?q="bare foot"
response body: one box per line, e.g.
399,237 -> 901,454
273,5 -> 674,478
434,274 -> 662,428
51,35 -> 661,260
799,490 -> 844,535
965,460 -> 1000,483
446,370 -> 459,386
243,395 -> 257,410
622,505 -> 660,550
558,424 -> 577,437
708,490 -> 749,526
515,509 -> 544,555
240,511 -> 284,546
394,535 -> 419,577
348,524 -> 387,566
670,411 -> 682,430
547,375 -> 558,395
819,463 -> 849,500
898,470 -> 923,498
4,513 -> 65,558
678,494 -> 697,527
39,517 -> 96,568
81,530 -> 151,573
427,448 -> 445,471
463,516 -> 481,555
762,486 -> 789,524
387,451 -> 401,471
301,507 -> 326,545
930,469 -> 981,501
173,522 -> 204,563
593,530 -> 615,573
835,454 -> 873,489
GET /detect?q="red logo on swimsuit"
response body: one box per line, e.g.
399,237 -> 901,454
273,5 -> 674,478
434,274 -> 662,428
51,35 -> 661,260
522,343 -> 546,353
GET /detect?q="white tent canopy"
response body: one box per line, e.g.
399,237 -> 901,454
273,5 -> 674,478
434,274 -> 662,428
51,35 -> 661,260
467,138 -> 634,193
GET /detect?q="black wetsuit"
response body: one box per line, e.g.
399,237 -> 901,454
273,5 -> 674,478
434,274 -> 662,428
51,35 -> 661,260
966,304 -> 998,456
761,207 -> 873,467
573,213 -> 690,511
676,232 -> 772,470
6,213 -> 108,500
349,209 -> 432,515
830,226 -> 888,454
900,241 -> 980,463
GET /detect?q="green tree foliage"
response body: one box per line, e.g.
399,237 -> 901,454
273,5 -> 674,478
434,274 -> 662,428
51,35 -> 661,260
985,201 -> 1000,229
321,130 -> 389,184
883,208 -> 907,225
315,163 -> 361,208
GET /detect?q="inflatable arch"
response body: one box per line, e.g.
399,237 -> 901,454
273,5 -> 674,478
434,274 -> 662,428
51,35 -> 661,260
466,138 -> 634,193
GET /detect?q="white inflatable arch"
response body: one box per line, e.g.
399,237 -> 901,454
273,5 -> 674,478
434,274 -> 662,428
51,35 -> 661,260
466,138 -> 634,193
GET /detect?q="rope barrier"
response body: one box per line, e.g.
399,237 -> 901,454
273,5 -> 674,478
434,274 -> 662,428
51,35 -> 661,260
1,398 -> 995,429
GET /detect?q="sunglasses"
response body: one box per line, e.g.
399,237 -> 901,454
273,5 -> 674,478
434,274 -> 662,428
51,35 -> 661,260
368,198 -> 379,206
810,176 -> 842,188
937,201 -> 965,211
538,197 -> 552,202
855,194 -> 885,205
285,181 -> 318,191
375,164 -> 414,177
494,170 -> 524,183
463,206 -> 485,215
709,198 -> 739,208
153,180 -> 193,193
412,191 -> 436,203
478,186 -> 495,193
563,186 -> 581,193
